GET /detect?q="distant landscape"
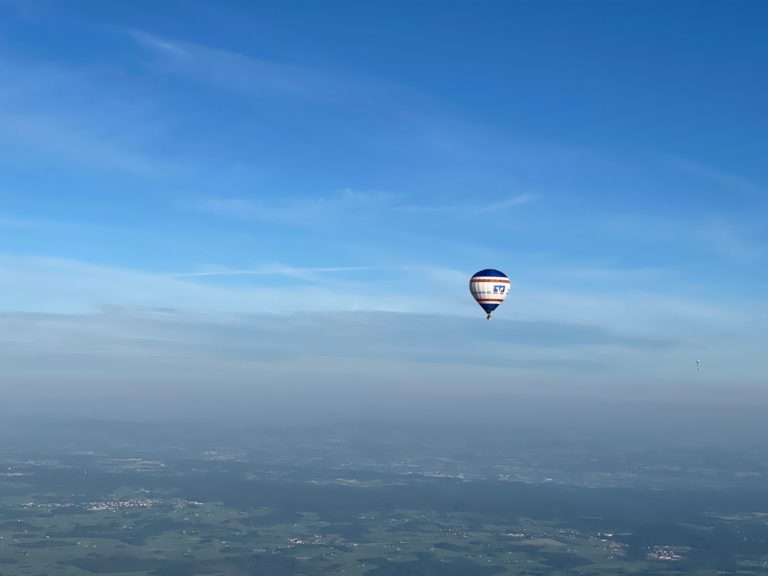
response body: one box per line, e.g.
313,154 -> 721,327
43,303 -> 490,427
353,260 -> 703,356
2,410 -> 767,576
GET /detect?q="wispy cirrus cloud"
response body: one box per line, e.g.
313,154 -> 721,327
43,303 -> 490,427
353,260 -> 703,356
130,30 -> 423,107
0,112 -> 154,174
665,155 -> 766,198
2,253 -> 766,398
196,189 -> 393,226
697,218 -> 766,261
607,213 -> 766,263
0,60 -> 156,173
0,214 -> 47,228
195,190 -> 536,226
0,254 -> 686,387
398,193 -> 536,214
0,254 -> 416,315
1,253 -> 761,338
131,30 -> 335,99
172,264 -> 373,280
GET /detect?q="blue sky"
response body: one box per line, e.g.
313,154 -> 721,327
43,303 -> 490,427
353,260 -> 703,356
1,0 -> 766,416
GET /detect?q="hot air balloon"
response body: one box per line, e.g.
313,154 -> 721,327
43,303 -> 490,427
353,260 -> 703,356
469,269 -> 510,320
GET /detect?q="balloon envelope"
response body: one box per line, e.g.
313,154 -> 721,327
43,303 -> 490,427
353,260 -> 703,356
469,269 -> 509,318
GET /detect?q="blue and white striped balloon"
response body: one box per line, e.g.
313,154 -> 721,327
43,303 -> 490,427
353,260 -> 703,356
469,269 -> 510,319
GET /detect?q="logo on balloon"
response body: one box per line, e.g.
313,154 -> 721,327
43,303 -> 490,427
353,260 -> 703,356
493,285 -> 506,294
